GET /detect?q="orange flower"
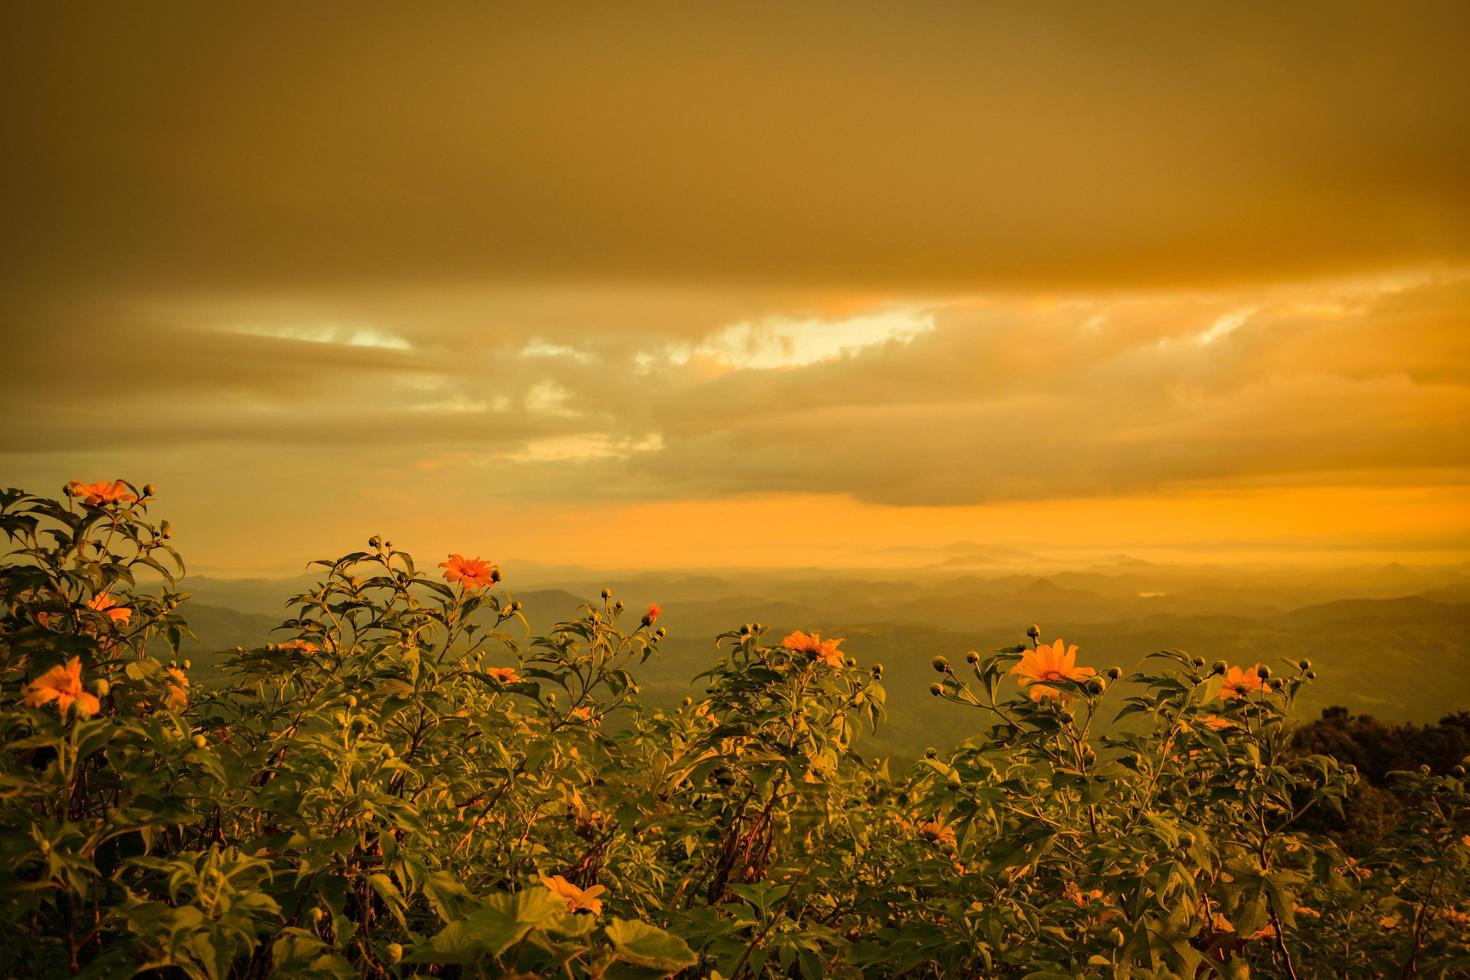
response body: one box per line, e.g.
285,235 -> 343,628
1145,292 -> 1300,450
66,480 -> 137,506
917,819 -> 956,849
783,630 -> 846,668
1010,639 -> 1095,701
570,705 -> 599,726
1199,714 -> 1236,731
24,658 -> 101,719
1220,665 -> 1263,700
439,554 -> 499,590
642,603 -> 662,627
539,875 -> 606,915
165,667 -> 189,710
484,666 -> 521,684
278,638 -> 319,653
86,593 -> 132,626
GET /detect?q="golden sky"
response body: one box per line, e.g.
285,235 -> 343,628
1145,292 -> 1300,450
2,2 -> 1468,575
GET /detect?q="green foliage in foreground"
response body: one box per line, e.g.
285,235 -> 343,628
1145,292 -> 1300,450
2,483 -> 1467,979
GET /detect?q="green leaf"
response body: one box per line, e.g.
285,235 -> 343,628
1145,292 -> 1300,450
605,918 -> 700,972
411,888 -> 566,963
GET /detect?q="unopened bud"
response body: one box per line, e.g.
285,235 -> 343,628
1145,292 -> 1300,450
1210,660 -> 1226,676
89,678 -> 111,698
191,734 -> 207,749
160,521 -> 173,539
614,599 -> 624,612
346,695 -> 358,708
1256,665 -> 1272,680
1026,625 -> 1041,641
932,656 -> 950,674
1191,656 -> 1205,668
600,588 -> 612,601
1105,666 -> 1123,681
655,627 -> 666,639
386,943 -> 403,965
966,650 -> 980,665
182,659 -> 191,670
929,682 -> 943,697
142,483 -> 156,498
1298,659 -> 1312,671
368,536 -> 381,548
1085,677 -> 1105,696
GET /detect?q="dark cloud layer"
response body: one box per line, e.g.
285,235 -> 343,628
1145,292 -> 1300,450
3,1 -> 1469,295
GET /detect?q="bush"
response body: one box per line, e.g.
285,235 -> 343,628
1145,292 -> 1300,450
2,482 -> 1467,977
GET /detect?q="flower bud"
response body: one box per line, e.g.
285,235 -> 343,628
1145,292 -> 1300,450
924,747 -> 937,759
1105,667 -> 1123,681
845,657 -> 856,668
308,906 -> 325,924
160,521 -> 173,539
182,659 -> 191,670
932,655 -> 950,673
346,695 -> 358,708
1191,656 -> 1205,668
191,734 -> 207,749
1305,669 -> 1316,680
1210,660 -> 1226,675
386,943 -> 403,965
871,664 -> 884,678
966,650 -> 980,664
739,624 -> 752,636
929,682 -> 943,697
142,483 -> 156,498
614,600 -> 624,612
1026,625 -> 1041,641
1256,665 -> 1272,680
1452,764 -> 1466,778
1085,677 -> 1105,696
600,587 -> 612,600
655,626 -> 667,639
491,568 -> 503,584
368,536 -> 381,548
1298,658 -> 1312,671
1179,833 -> 1194,849
90,678 -> 111,698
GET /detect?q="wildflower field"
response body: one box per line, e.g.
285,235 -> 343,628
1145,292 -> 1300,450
2,483 -> 1467,978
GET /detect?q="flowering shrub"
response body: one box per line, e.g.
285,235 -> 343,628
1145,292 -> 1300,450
1,482 -> 1467,977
